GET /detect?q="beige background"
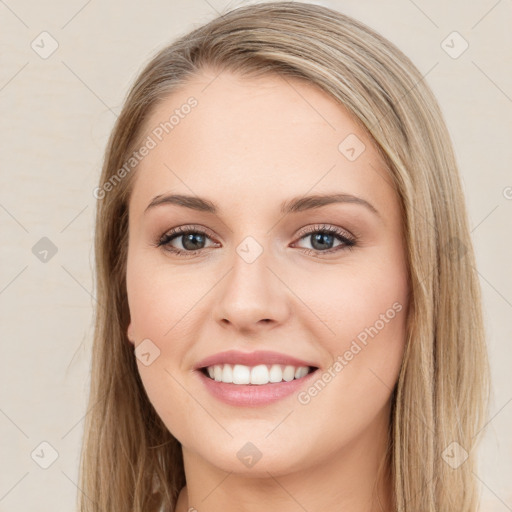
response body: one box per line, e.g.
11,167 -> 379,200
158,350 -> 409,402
0,0 -> 511,510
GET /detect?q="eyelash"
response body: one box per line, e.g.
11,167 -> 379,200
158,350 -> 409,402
155,224 -> 357,258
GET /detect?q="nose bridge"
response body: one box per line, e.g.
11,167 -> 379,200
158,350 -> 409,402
213,232 -> 289,328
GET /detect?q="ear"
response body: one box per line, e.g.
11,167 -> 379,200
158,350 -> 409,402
126,322 -> 135,345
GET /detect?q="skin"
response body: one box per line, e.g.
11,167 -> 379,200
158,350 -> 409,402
125,69 -> 409,512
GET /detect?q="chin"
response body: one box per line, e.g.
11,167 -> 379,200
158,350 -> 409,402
186,434 -> 312,477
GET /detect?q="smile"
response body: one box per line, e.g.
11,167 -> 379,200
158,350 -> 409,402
201,363 -> 314,385
194,349 -> 320,406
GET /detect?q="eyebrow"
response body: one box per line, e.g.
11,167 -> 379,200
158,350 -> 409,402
144,193 -> 380,217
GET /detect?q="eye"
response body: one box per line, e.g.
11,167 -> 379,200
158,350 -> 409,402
156,225 -> 218,256
292,224 -> 356,256
155,223 -> 357,257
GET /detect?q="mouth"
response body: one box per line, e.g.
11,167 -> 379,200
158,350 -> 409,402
193,350 -> 321,406
199,363 -> 318,385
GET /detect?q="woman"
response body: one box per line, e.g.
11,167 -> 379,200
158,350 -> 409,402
80,2 -> 490,511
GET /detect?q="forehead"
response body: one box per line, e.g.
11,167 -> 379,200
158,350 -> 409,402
128,69 -> 396,219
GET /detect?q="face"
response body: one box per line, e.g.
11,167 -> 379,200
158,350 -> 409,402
125,69 -> 409,476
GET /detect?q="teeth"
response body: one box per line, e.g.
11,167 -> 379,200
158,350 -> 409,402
282,365 -> 295,382
232,364 -> 250,384
250,364 -> 269,385
295,366 -> 309,379
269,364 -> 281,383
222,364 -> 233,383
204,364 -> 312,385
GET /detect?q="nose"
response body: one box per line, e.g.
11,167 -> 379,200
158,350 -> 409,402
213,242 -> 291,335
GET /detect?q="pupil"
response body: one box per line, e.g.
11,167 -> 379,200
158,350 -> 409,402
311,233 -> 333,250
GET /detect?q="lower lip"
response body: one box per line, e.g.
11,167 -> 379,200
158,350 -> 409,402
196,369 -> 319,407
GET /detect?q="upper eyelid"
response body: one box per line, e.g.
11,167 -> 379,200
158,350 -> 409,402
161,224 -> 217,241
296,224 -> 354,239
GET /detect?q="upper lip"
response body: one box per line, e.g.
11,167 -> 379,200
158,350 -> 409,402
194,350 -> 319,370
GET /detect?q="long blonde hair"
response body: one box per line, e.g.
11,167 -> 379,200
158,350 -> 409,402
79,2 -> 490,511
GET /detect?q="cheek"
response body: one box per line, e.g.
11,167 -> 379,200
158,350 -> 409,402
325,256 -> 408,388
289,265 -> 407,455
126,253 -> 203,438
298,252 -> 409,419
299,256 -> 408,352
126,250 -> 202,342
